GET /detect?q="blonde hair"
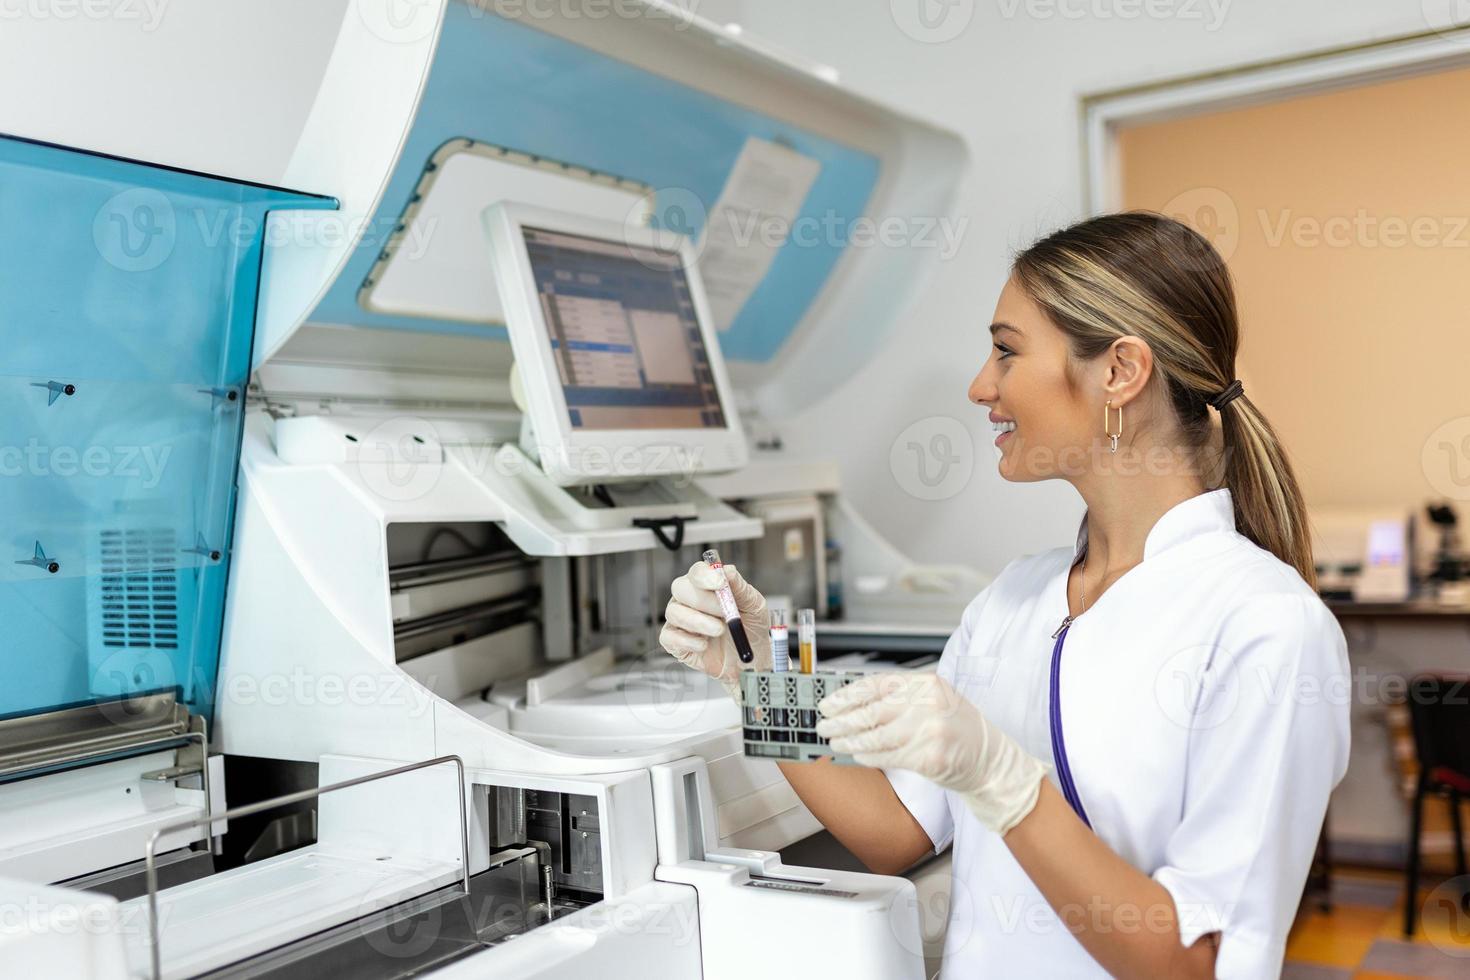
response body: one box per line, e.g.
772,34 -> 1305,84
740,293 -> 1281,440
1012,211 -> 1316,589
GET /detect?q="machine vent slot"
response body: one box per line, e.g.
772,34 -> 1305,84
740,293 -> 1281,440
96,528 -> 180,650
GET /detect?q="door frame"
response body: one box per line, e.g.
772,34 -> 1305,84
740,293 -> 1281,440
1081,25 -> 1470,212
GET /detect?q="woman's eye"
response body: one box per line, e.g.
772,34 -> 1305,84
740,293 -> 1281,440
994,344 -> 1013,360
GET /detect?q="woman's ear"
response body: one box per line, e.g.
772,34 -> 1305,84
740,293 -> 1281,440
1103,335 -> 1153,403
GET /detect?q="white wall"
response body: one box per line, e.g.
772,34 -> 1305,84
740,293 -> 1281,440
0,0 -> 352,186
704,0 -> 1446,574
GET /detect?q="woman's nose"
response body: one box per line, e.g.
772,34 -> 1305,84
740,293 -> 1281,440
968,372 -> 993,406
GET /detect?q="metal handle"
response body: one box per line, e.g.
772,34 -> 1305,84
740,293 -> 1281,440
143,754 -> 470,980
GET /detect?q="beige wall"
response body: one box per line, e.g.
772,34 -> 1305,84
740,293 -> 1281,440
1118,67 -> 1470,515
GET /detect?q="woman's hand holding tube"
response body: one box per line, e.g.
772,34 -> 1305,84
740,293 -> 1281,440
659,560 -> 772,702
816,672 -> 1047,837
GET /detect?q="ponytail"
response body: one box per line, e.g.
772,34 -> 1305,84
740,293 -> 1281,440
1216,395 -> 1316,589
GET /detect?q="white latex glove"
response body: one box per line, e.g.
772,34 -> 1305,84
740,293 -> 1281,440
659,560 -> 772,702
816,672 -> 1047,837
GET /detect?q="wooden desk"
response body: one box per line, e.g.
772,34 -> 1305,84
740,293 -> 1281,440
1327,599 -> 1470,618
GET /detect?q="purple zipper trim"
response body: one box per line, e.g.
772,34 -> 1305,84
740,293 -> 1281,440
1049,621 -> 1093,829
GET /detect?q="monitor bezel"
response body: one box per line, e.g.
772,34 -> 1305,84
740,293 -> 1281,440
483,201 -> 748,488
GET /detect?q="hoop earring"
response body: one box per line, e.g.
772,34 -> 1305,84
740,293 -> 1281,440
1104,400 -> 1123,454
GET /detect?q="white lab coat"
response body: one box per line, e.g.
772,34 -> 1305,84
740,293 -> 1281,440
886,487 -> 1350,978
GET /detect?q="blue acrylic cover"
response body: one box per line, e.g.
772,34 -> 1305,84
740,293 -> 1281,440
0,135 -> 335,724
309,3 -> 881,365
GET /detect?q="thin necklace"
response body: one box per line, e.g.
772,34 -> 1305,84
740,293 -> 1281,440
1079,551 -> 1088,614
1055,551 -> 1090,639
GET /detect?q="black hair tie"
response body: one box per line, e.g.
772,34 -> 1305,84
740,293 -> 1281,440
1208,379 -> 1244,411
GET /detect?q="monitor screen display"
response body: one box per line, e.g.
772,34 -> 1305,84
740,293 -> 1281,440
522,226 -> 728,432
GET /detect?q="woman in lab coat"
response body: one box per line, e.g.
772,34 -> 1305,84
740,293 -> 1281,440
659,212 -> 1350,979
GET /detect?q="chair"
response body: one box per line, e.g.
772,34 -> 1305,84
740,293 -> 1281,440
1402,673 -> 1470,936
1303,813 -> 1333,913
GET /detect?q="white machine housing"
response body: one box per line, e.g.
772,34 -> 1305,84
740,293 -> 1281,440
0,1 -> 972,977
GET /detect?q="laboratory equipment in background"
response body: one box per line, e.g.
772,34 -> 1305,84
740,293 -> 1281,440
0,2 -> 968,977
1313,504 -> 1470,606
825,537 -> 845,618
1422,502 -> 1470,603
698,479 -> 992,660
1360,516 -> 1413,602
737,496 -> 829,615
1311,509 -> 1414,603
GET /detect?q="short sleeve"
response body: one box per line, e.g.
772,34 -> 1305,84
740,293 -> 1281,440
883,581 -> 994,853
1152,593 -> 1351,977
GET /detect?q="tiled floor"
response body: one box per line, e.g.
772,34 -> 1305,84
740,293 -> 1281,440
1284,870 -> 1470,979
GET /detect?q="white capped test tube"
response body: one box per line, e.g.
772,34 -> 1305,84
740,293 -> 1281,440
770,609 -> 790,672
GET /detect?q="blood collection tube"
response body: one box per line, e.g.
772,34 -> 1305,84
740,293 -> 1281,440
702,549 -> 755,664
770,609 -> 790,673
798,608 -> 817,674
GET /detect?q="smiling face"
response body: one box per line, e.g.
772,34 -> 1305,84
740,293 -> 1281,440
968,276 -> 1108,483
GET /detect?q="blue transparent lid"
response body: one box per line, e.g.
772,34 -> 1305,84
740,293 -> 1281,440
0,136 -> 336,724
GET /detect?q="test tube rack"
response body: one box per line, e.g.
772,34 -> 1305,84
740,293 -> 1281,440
739,670 -> 860,764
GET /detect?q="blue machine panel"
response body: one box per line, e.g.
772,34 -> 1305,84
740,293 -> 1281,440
309,5 -> 881,364
0,135 -> 336,723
